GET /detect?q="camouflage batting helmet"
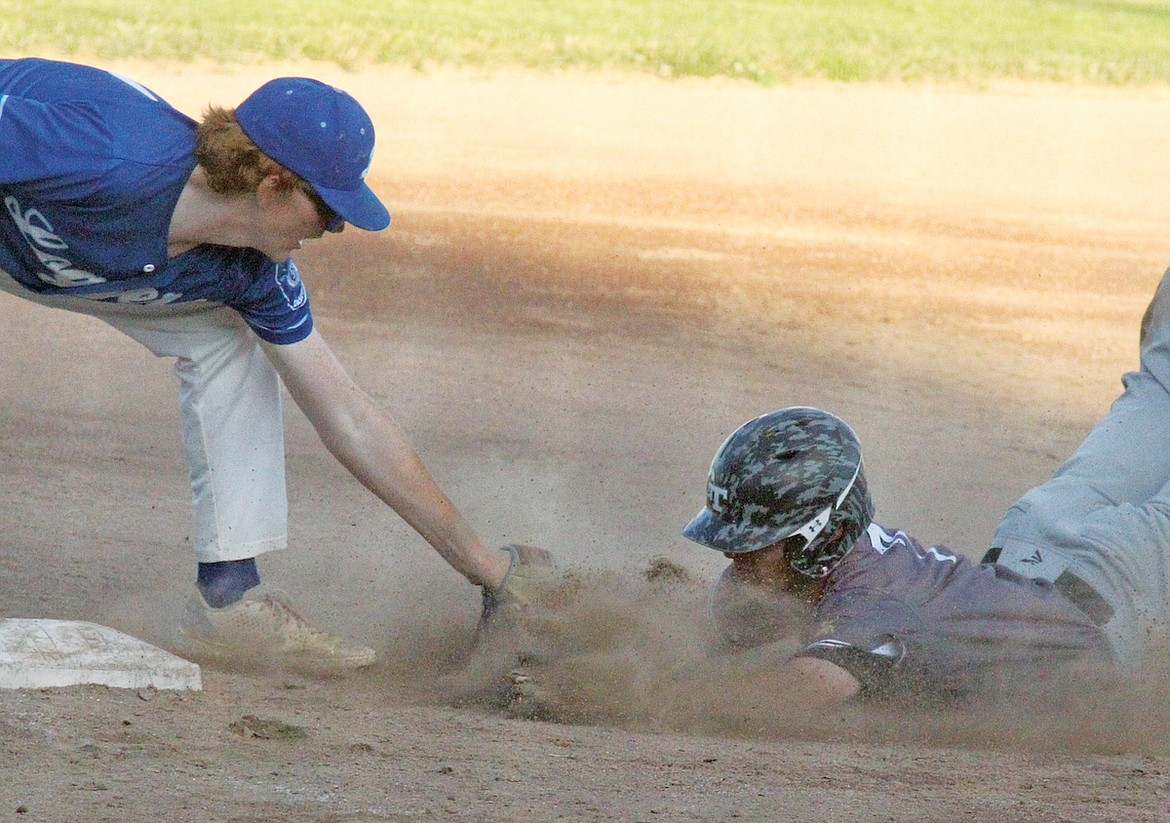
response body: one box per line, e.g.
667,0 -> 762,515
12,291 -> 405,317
682,407 -> 874,578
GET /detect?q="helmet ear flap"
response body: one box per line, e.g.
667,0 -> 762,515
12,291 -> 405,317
787,461 -> 874,578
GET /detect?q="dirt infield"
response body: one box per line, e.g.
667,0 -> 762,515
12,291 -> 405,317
4,62 -> 1170,821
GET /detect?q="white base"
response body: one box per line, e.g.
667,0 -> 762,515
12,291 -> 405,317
0,618 -> 202,691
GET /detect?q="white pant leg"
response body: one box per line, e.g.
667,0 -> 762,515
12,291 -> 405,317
0,269 -> 289,563
102,309 -> 289,563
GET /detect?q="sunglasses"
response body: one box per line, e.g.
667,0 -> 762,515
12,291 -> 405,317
296,179 -> 345,233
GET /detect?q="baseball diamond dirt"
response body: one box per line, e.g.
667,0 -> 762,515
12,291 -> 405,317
4,60 -> 1170,821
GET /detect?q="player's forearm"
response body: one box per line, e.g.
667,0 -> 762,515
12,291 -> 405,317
654,644 -> 860,732
314,395 -> 506,588
770,655 -> 861,708
263,332 -> 508,589
709,646 -> 860,715
343,419 -> 495,575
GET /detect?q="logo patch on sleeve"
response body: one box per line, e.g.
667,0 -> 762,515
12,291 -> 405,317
276,260 -> 307,310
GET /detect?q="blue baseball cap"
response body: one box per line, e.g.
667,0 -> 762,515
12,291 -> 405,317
235,77 -> 391,232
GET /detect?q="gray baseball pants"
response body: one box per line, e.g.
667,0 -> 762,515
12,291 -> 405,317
993,266 -> 1170,669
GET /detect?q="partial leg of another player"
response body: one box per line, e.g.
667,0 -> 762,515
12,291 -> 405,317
991,266 -> 1170,667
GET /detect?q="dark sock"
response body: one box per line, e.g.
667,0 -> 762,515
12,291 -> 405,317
196,558 -> 261,608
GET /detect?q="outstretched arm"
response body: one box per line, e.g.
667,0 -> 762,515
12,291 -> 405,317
700,567 -> 862,717
261,328 -> 510,589
658,644 -> 862,732
738,650 -> 862,710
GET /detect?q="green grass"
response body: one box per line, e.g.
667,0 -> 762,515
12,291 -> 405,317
5,0 -> 1170,86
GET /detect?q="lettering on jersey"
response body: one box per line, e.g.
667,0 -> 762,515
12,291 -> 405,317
867,523 -> 905,554
867,522 -> 957,564
276,260 -> 307,310
921,545 -> 958,564
83,287 -> 184,305
5,196 -> 105,286
4,196 -> 183,303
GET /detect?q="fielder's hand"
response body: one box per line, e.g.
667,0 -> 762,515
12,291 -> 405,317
480,544 -> 560,625
459,544 -> 567,719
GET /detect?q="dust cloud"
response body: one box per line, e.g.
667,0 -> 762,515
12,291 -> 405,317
370,556 -> 1170,760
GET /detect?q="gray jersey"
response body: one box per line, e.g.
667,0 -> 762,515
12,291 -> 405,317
710,522 -> 1112,702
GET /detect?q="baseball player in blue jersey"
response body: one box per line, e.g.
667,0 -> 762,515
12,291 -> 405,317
0,57 -> 555,675
679,268 -> 1170,708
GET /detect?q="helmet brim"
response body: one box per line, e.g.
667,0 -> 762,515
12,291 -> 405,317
682,507 -> 784,554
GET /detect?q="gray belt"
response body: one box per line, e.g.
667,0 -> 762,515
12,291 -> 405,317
982,547 -> 1114,626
